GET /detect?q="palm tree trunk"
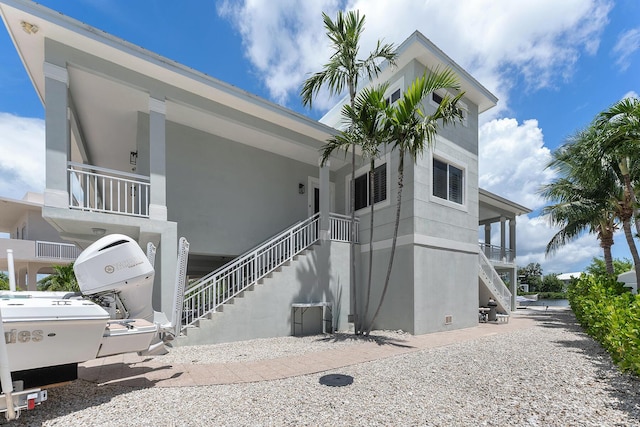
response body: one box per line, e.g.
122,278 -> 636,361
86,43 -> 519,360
350,140 -> 359,333
603,244 -> 614,275
348,85 -> 360,334
621,218 -> 640,285
621,170 -> 640,238
366,153 -> 404,335
362,158 -> 376,331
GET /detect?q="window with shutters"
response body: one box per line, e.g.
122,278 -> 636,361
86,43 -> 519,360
348,156 -> 390,213
433,158 -> 464,204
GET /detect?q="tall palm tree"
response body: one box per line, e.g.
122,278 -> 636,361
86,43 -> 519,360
365,69 -> 464,334
542,122 -> 640,282
596,98 -> 640,233
301,10 -> 396,331
321,84 -> 391,333
541,138 -> 620,273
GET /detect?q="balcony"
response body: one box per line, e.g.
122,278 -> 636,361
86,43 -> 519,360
0,239 -> 80,263
479,242 -> 515,264
68,162 -> 150,218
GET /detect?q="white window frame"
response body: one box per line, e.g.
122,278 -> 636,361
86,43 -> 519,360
345,152 -> 391,214
430,151 -> 468,212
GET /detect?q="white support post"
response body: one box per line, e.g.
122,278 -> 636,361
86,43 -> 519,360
6,250 -> 16,292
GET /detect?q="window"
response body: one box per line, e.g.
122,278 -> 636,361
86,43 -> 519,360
433,158 -> 463,204
354,163 -> 387,210
385,88 -> 401,106
431,91 -> 468,127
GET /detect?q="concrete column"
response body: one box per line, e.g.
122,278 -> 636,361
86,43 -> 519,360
148,97 -> 167,221
500,216 -> 506,261
509,218 -> 517,262
27,267 -> 38,292
319,159 -> 331,241
43,62 -> 69,208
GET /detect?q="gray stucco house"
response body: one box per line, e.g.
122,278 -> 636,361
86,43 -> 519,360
0,0 -> 529,345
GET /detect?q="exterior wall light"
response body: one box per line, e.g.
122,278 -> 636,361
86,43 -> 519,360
130,150 -> 138,165
298,183 -> 305,194
20,21 -> 39,34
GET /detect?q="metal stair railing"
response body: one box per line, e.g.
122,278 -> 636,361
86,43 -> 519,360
478,249 -> 512,312
182,213 -> 324,328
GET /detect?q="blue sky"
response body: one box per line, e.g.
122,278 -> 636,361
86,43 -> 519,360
0,0 -> 639,275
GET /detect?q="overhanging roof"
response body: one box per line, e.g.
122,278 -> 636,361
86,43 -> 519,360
0,0 -> 347,171
479,188 -> 531,224
0,194 -> 42,231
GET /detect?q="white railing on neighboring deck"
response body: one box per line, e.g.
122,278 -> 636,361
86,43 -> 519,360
36,241 -> 81,260
68,162 -> 150,218
182,212 -> 359,329
478,249 -> 512,312
329,212 -> 360,242
479,243 -> 515,264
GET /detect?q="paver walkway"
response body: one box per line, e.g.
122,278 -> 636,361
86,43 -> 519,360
79,310 -> 545,388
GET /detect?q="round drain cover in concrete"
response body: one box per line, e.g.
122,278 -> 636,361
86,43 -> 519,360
319,374 -> 354,387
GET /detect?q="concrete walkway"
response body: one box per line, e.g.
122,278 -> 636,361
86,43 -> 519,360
79,311 -> 542,388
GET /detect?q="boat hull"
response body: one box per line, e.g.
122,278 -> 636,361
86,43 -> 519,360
0,297 -> 109,372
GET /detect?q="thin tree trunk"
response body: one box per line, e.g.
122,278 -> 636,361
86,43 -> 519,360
622,218 -> 640,286
366,153 -> 404,335
350,139 -> 359,333
362,158 -> 376,330
348,85 -> 359,334
599,226 -> 615,275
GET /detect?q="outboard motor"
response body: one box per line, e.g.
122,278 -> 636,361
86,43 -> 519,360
74,234 -> 155,322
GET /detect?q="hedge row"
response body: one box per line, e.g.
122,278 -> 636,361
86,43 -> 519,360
568,276 -> 640,376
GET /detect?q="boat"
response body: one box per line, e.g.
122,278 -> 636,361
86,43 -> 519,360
0,233 -> 189,419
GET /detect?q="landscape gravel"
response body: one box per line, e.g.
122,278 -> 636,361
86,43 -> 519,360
6,309 -> 640,426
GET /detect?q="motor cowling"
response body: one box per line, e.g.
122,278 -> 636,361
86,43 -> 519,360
74,234 -> 155,322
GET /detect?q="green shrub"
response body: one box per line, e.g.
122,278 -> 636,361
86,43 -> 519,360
568,276 -> 640,376
537,292 -> 567,300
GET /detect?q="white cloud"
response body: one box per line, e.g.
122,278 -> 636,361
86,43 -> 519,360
514,214 -> 602,274
479,118 -> 556,210
613,28 -> 640,72
0,113 -> 45,199
218,0 -> 612,116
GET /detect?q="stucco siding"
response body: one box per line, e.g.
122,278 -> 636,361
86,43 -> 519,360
164,121 -> 318,256
413,245 -> 478,334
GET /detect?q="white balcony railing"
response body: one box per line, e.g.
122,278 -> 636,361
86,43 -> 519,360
68,162 -> 150,218
36,241 -> 81,260
479,243 -> 515,264
329,212 -> 360,242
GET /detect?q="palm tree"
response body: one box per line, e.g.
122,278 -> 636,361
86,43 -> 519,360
541,134 -> 620,273
365,69 -> 464,334
596,98 -> 640,233
542,122 -> 640,282
37,263 -> 80,292
301,10 -> 396,332
321,84 -> 391,333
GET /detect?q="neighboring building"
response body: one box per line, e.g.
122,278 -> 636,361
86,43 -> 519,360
557,272 -> 582,290
0,192 -> 81,290
0,0 -> 529,345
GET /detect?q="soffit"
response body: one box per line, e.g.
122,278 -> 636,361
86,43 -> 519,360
0,1 -> 347,171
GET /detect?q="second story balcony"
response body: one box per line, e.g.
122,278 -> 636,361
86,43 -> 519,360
68,162 -> 150,218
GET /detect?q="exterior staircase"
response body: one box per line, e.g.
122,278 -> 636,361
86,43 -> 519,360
176,213 -> 356,345
478,249 -> 512,314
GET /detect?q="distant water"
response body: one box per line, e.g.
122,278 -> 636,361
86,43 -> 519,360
521,299 -> 570,307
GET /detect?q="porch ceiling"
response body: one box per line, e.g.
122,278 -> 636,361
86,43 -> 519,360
479,188 -> 531,224
0,0 -> 350,175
